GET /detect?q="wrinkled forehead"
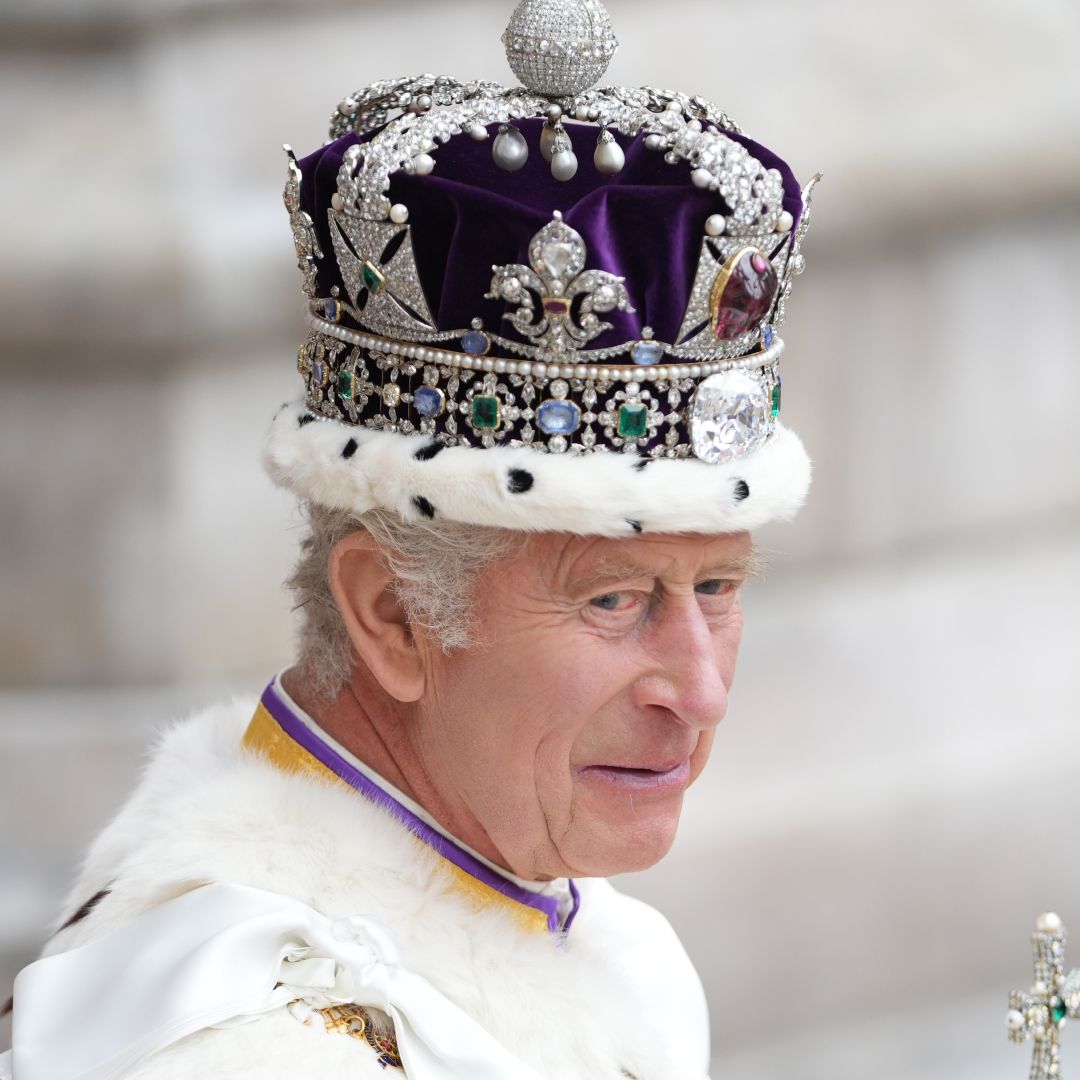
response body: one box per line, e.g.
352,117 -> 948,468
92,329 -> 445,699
510,529 -> 757,591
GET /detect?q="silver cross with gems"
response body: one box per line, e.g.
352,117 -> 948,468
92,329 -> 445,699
1008,913 -> 1080,1078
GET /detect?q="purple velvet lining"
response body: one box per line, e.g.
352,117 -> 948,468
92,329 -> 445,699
298,116 -> 802,350
260,681 -> 577,934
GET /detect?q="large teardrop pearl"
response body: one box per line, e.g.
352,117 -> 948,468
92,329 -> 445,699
492,125 -> 529,172
593,131 -> 625,176
551,149 -> 578,181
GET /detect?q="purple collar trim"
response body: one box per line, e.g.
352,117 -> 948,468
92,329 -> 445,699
260,681 -> 579,934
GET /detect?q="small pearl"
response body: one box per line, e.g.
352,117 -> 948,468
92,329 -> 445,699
494,359 -> 507,373
575,104 -> 590,121
574,365 -> 587,379
691,168 -> 713,190
415,348 -> 427,362
331,193 -> 345,212
416,94 -> 432,111
776,209 -> 794,233
468,123 -> 488,141
1006,1009 -> 1025,1032
482,357 -> 495,371
705,214 -> 726,236
655,367 -> 669,380
337,98 -> 356,116
551,150 -> 579,182
389,203 -> 409,224
644,133 -> 665,152
690,365 -> 702,377
545,104 -> 563,121
413,153 -> 435,175
534,362 -> 548,378
1034,981 -> 1049,997
598,367 -> 611,381
506,361 -> 519,375
1037,913 -> 1064,934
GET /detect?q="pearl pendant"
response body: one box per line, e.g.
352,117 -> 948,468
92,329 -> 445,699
492,125 -> 529,172
540,122 -> 558,162
593,132 -> 624,175
551,150 -> 579,182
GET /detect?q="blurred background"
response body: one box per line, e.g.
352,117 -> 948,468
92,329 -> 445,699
2,0 -> 1079,1075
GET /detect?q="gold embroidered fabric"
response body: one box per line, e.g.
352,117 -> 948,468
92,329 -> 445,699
321,1004 -> 404,1070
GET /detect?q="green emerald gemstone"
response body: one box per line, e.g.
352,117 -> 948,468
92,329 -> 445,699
617,402 -> 648,439
1052,999 -> 1067,1025
471,394 -> 501,430
771,380 -> 782,419
337,370 -> 355,401
361,260 -> 385,294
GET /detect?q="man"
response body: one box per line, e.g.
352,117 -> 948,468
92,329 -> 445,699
1,1 -> 815,1076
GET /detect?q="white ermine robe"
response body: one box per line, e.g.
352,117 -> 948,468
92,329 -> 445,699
4,680 -> 711,1079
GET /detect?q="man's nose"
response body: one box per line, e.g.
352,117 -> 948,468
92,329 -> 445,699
634,596 -> 733,731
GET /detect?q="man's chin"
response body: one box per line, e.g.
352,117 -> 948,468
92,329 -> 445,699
563,800 -> 684,877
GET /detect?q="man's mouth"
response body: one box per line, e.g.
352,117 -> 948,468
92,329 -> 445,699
578,758 -> 692,792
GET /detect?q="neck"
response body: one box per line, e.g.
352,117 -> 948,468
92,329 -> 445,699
281,666 -> 520,878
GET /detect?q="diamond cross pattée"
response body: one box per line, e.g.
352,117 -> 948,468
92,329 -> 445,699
1008,913 -> 1080,1079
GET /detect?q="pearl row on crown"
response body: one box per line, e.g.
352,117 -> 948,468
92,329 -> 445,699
306,311 -> 784,383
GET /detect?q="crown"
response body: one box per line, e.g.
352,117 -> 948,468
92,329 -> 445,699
267,0 -> 817,538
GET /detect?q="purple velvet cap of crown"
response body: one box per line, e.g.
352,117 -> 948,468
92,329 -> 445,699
298,118 -> 802,350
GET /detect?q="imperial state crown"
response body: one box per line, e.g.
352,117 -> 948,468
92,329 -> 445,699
264,0 -> 818,537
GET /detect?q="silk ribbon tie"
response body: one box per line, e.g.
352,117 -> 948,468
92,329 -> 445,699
0,882 -> 544,1080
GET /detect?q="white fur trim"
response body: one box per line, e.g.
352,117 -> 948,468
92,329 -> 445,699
263,399 -> 811,535
41,699 -> 712,1079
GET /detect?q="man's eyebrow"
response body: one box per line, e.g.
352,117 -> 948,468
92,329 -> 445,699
565,548 -> 766,593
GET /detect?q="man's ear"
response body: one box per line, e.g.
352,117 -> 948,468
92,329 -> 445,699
328,530 -> 425,702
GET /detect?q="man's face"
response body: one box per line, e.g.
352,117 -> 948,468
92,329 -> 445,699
410,530 -> 753,880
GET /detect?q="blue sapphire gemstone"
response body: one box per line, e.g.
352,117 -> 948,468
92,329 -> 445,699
537,399 -> 581,436
311,360 -> 326,387
413,385 -> 445,418
323,298 -> 340,322
461,330 -> 490,356
630,340 -> 663,366
763,323 -> 775,349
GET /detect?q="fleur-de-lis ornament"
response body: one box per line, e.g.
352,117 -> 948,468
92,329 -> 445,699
487,212 -> 633,357
1008,913 -> 1080,1078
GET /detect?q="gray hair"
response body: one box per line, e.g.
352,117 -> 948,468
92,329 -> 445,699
286,503 -> 524,700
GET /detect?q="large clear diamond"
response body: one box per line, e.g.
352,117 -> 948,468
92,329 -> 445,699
689,371 -> 770,464
540,240 -> 574,279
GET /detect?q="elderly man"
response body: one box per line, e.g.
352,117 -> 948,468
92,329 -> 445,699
1,2 -> 815,1077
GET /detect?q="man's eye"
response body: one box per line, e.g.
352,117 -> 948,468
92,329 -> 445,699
695,579 -> 735,596
589,592 -> 624,611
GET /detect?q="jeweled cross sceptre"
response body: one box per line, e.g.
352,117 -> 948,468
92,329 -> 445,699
1008,913 -> 1080,1078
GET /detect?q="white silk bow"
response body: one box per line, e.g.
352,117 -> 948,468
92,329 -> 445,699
0,882 -> 544,1080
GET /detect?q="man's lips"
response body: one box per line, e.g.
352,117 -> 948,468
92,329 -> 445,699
577,757 -> 692,792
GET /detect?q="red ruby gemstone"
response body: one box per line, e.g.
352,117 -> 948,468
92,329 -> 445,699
712,248 -> 778,341
543,297 -> 570,316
